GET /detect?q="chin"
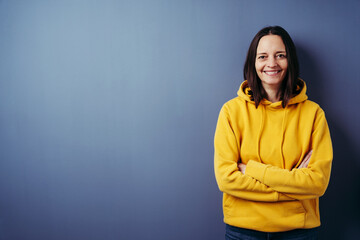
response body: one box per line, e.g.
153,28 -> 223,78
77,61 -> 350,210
260,77 -> 284,86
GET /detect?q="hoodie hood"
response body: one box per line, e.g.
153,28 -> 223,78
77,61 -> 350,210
237,78 -> 308,107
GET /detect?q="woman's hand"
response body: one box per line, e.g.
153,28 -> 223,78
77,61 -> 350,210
238,163 -> 246,174
298,150 -> 313,169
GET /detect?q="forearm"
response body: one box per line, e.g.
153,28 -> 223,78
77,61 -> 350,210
245,155 -> 332,198
215,154 -> 295,202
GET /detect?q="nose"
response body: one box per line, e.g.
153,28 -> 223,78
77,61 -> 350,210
267,56 -> 278,67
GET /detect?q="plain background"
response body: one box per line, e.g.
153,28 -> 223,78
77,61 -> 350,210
0,0 -> 359,239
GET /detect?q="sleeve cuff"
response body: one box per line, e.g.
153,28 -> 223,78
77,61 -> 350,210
245,160 -> 268,184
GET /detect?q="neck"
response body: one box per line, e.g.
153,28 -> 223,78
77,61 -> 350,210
263,85 -> 281,103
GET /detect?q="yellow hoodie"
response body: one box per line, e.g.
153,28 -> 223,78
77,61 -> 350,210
214,79 -> 333,232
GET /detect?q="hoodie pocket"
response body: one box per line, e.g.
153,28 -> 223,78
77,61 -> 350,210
224,196 -> 307,230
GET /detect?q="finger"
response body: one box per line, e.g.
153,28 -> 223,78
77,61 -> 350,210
307,150 -> 313,158
303,157 -> 310,166
304,153 -> 313,167
305,150 -> 313,162
298,161 -> 305,169
304,154 -> 311,163
298,160 -> 304,168
298,151 -> 312,169
299,157 -> 309,168
302,155 -> 312,168
304,150 -> 312,160
303,150 -> 312,163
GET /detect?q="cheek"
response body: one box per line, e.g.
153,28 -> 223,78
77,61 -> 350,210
281,61 -> 288,70
255,62 -> 262,73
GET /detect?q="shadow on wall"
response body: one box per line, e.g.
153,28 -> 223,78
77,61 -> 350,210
297,44 -> 360,240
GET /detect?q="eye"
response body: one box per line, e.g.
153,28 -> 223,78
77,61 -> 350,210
276,54 -> 287,59
257,55 -> 266,60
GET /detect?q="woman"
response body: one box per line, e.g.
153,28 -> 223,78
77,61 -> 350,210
214,26 -> 332,239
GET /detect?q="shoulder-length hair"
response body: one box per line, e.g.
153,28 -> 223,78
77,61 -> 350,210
243,26 -> 299,108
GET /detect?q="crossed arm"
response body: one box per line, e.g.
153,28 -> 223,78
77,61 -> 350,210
238,150 -> 312,173
214,105 -> 333,202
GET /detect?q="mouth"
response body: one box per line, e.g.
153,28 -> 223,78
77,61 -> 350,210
264,70 -> 282,76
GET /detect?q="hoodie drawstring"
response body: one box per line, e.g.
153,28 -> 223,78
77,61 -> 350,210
279,106 -> 288,168
256,104 -> 288,166
256,104 -> 265,163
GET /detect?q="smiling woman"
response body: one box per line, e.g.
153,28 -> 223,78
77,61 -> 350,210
214,26 -> 333,240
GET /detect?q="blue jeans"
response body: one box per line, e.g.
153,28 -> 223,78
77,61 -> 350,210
225,224 -> 319,240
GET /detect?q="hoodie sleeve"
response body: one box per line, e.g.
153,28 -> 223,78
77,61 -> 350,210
214,105 -> 294,202
245,108 -> 333,200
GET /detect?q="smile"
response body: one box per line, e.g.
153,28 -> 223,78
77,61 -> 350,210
264,70 -> 281,76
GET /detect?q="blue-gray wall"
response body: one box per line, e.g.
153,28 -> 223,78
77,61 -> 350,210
0,1 -> 359,239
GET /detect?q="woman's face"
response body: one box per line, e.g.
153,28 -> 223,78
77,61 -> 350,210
255,35 -> 288,90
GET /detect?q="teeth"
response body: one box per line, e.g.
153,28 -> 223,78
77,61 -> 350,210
264,71 -> 280,76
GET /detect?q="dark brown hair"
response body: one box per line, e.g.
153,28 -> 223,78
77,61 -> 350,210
243,26 -> 299,108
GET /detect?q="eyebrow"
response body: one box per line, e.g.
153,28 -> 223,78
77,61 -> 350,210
256,51 -> 286,55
